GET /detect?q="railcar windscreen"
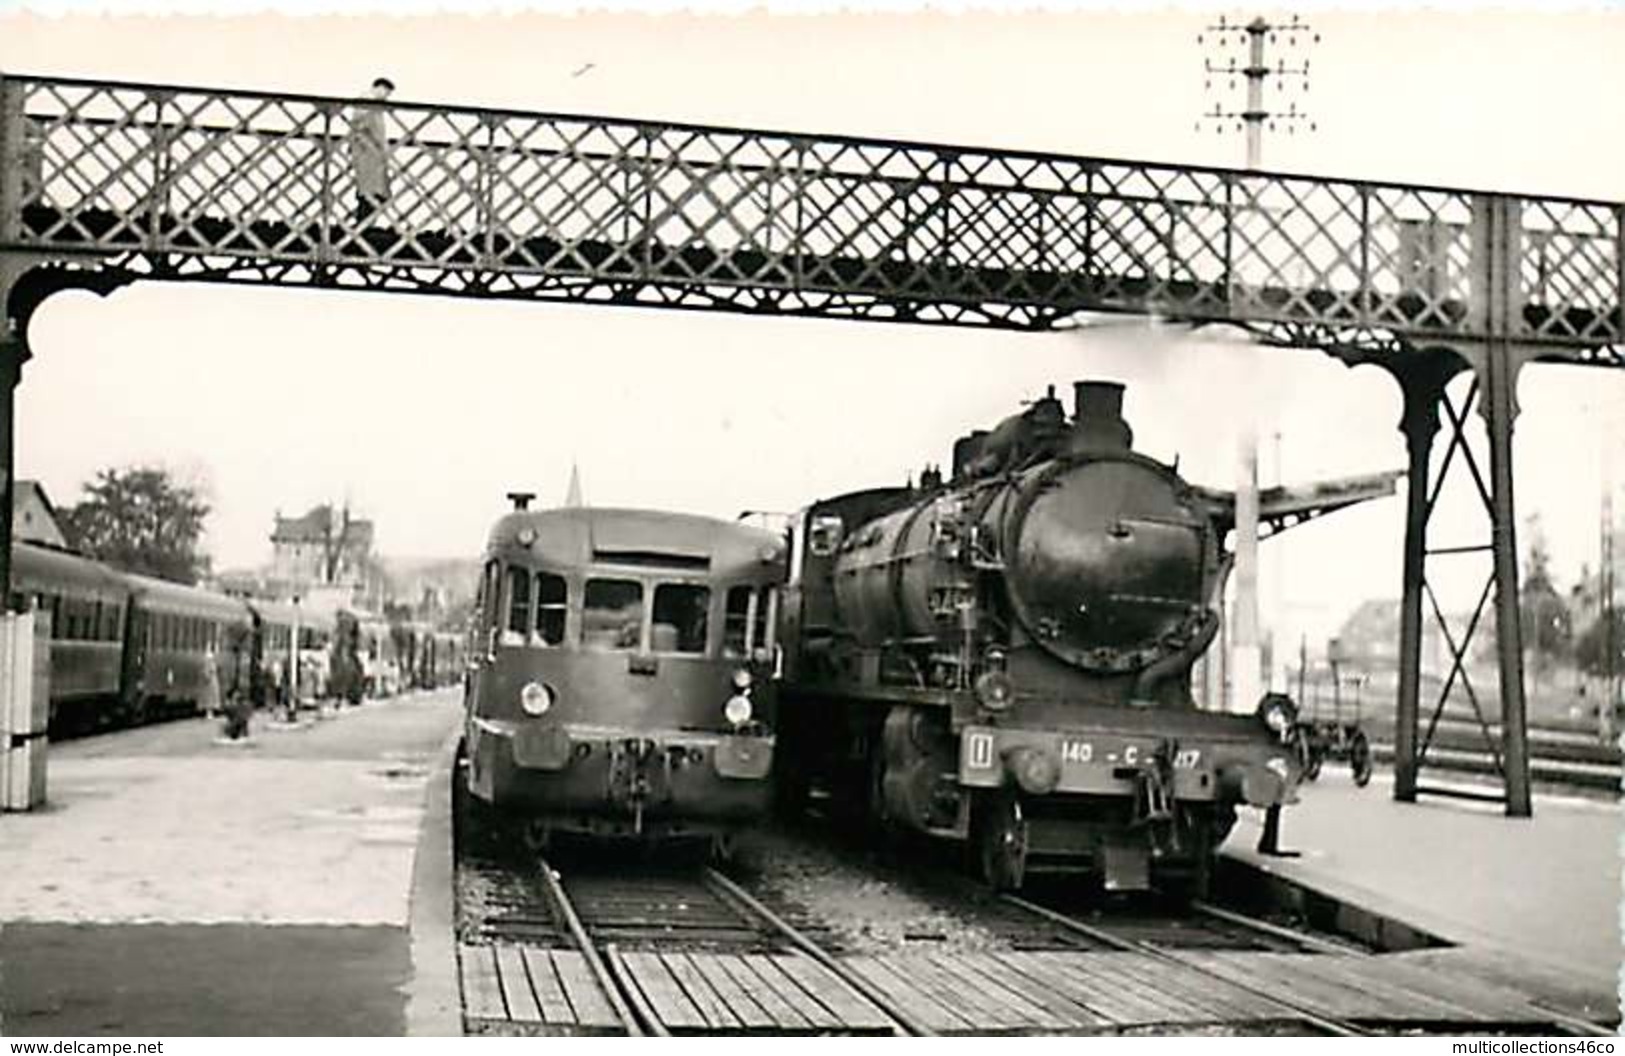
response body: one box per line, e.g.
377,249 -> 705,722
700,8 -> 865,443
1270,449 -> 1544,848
583,579 -> 643,651
652,584 -> 709,655
536,573 -> 567,646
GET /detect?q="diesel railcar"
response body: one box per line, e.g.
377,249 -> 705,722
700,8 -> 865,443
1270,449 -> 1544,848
463,502 -> 784,849
776,381 -> 1304,894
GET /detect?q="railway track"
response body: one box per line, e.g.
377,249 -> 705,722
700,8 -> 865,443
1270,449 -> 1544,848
996,890 -> 1613,1038
455,792 -> 1614,1036
455,802 -> 917,1035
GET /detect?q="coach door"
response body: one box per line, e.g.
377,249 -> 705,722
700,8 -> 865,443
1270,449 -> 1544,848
120,601 -> 149,706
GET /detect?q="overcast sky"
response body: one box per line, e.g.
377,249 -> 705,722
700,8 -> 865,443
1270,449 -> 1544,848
3,6 -> 1622,653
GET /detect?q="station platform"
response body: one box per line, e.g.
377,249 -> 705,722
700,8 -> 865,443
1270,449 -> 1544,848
1228,770 -> 1621,1024
0,691 -> 463,1036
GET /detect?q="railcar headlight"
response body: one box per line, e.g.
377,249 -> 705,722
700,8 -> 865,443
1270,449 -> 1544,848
1256,693 -> 1297,735
731,668 -> 753,691
724,694 -> 753,727
520,681 -> 553,717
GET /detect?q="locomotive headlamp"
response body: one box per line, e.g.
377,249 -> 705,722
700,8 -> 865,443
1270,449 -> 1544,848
724,693 -> 753,727
974,670 -> 1014,713
1256,693 -> 1297,736
1008,746 -> 1060,795
731,669 -> 753,691
520,680 -> 554,716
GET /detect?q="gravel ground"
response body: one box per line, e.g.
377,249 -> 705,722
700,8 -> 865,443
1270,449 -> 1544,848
734,824 -> 1011,957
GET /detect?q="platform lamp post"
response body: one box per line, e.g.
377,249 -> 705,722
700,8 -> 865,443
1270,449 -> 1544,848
1196,15 -> 1317,715
290,593 -> 301,720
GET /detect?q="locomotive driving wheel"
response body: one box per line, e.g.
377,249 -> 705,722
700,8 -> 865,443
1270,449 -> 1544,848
972,790 -> 1028,891
1348,729 -> 1373,787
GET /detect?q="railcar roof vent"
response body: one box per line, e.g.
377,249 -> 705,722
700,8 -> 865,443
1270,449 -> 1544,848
507,491 -> 536,511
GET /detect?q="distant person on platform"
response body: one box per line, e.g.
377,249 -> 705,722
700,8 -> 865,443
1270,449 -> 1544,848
349,76 -> 395,225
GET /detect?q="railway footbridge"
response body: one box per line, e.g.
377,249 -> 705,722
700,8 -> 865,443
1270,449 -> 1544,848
1,71 -> 1620,814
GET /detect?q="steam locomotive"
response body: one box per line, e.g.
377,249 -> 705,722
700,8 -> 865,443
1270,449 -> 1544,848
776,381 -> 1305,894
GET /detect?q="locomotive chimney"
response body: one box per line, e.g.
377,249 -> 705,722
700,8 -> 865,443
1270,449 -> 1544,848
1070,380 -> 1134,451
507,491 -> 536,511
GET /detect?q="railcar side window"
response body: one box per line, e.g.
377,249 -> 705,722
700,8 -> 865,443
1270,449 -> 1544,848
480,559 -> 501,629
535,573 -> 567,646
506,566 -> 532,640
582,579 -> 643,652
652,584 -> 710,655
722,586 -> 752,657
755,586 -> 777,651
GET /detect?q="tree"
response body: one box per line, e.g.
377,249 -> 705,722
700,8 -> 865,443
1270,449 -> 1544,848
60,466 -> 212,585
1575,610 -> 1624,678
1520,515 -> 1572,681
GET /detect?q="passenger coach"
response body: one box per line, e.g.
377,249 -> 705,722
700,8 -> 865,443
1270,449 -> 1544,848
463,499 -> 785,850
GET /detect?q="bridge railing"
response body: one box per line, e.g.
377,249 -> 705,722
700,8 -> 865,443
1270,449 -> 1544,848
1,72 -> 1620,353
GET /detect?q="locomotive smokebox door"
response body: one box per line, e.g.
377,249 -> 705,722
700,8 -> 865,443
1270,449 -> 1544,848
1098,841 -> 1153,892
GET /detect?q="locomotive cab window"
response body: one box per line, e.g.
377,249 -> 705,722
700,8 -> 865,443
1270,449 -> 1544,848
582,579 -> 643,652
652,584 -> 709,655
534,572 -> 567,646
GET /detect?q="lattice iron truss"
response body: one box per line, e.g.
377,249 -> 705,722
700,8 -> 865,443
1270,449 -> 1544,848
0,72 -> 1620,365
2,72 -> 1624,819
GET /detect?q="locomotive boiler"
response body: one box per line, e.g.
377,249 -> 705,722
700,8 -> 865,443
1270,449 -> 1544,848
777,380 -> 1304,893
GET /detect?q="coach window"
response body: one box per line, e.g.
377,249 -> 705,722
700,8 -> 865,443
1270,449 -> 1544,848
652,584 -> 709,655
534,573 -> 567,646
722,586 -> 751,658
505,566 -> 532,645
582,579 -> 643,652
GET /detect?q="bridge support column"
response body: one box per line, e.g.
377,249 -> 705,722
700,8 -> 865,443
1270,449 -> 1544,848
1387,352 -> 1458,804
1482,337 -> 1531,818
0,275 -> 27,614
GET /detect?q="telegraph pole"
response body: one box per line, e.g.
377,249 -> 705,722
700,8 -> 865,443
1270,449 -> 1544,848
1198,14 -> 1316,713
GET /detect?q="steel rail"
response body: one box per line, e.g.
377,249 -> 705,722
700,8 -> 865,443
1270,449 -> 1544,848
1188,900 -> 1364,956
1000,893 -> 1365,1037
534,856 -> 647,1037
702,866 -> 932,1037
1189,903 -> 1615,1037
601,944 -> 673,1039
